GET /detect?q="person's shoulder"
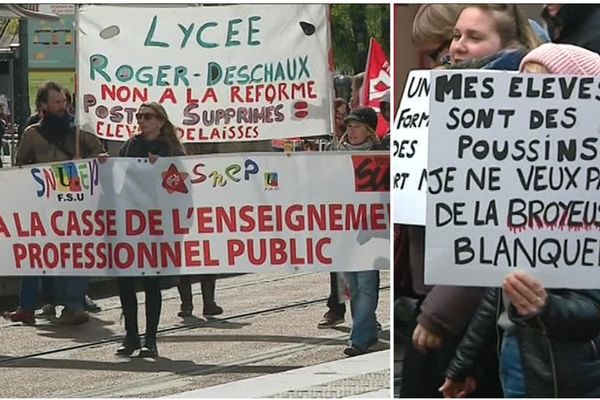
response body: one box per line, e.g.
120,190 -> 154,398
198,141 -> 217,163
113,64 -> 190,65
25,114 -> 41,128
22,123 -> 42,138
119,135 -> 141,156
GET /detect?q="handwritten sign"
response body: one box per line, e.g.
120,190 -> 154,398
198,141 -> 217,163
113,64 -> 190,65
77,4 -> 333,142
0,152 -> 389,276
392,70 -> 429,225
426,70 -> 600,289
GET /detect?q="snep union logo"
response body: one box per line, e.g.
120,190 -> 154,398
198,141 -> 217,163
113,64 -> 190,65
31,159 -> 99,202
162,163 -> 189,194
264,172 -> 279,190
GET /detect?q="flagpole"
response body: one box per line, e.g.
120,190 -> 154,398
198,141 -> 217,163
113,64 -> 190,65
360,37 -> 374,107
74,4 -> 80,159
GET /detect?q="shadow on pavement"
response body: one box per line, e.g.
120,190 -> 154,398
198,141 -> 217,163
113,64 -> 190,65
160,334 -> 348,345
0,356 -> 299,376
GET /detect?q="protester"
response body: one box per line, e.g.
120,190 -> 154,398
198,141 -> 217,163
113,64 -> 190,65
175,136 -> 272,319
411,4 -> 464,68
333,98 -> 350,139
438,41 -> 600,400
333,106 -> 383,356
22,90 -> 102,320
314,96 -> 352,329
116,102 -> 185,358
543,4 -> 600,54
449,5 -> 540,67
4,81 -> 106,325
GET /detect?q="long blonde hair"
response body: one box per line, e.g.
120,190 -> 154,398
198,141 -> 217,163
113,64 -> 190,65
466,5 -> 542,51
138,102 -> 185,155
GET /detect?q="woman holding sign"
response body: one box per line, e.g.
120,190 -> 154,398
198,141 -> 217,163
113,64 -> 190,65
440,44 -> 600,398
116,102 -> 185,358
400,5 -> 543,398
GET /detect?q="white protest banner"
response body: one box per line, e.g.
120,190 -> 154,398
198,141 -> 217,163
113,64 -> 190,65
392,70 -> 429,225
425,70 -> 600,289
0,152 -> 389,276
77,4 -> 333,142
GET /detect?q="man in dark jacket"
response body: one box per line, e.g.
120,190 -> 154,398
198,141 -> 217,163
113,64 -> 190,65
4,81 -> 105,325
543,4 -> 600,54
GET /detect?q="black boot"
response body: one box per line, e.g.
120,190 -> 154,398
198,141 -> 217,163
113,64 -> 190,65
177,276 -> 193,317
139,341 -> 158,358
201,276 -> 223,316
140,278 -> 161,358
117,278 -> 140,356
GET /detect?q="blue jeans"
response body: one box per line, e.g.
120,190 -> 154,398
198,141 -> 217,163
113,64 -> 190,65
500,331 -> 527,398
41,276 -> 56,304
18,277 -> 40,311
55,277 -> 89,312
344,270 -> 379,350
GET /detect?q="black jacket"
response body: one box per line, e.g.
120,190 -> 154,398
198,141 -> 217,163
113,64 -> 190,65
446,287 -> 600,397
119,135 -> 185,158
553,5 -> 600,55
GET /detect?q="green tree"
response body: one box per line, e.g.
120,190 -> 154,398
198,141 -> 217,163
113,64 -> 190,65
331,4 -> 390,75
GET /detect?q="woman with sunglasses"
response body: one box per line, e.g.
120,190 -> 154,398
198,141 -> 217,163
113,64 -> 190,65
116,102 -> 185,358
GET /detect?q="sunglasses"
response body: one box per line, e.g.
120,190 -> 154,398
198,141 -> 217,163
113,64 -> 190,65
135,112 -> 159,121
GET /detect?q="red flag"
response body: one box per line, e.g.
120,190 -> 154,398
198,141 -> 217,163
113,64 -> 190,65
361,37 -> 390,137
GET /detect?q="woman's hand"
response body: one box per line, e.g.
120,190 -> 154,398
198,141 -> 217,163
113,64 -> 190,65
502,271 -> 548,317
148,153 -> 159,164
97,152 -> 110,164
439,377 -> 477,398
412,323 -> 443,353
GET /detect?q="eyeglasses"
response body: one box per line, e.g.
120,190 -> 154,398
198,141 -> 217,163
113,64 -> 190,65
135,113 -> 158,121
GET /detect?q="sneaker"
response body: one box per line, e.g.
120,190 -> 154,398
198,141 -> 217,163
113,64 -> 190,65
57,310 -> 89,325
38,304 -> 56,319
84,296 -> 102,313
3,310 -> 35,324
177,309 -> 193,318
138,344 -> 158,358
317,311 -> 344,329
116,342 -> 141,356
344,345 -> 368,357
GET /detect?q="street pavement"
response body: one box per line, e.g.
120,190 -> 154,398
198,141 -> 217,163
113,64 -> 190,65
0,271 -> 390,398
172,349 -> 390,398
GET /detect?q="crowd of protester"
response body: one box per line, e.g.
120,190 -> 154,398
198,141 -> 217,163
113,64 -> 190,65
2,60 -> 390,359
